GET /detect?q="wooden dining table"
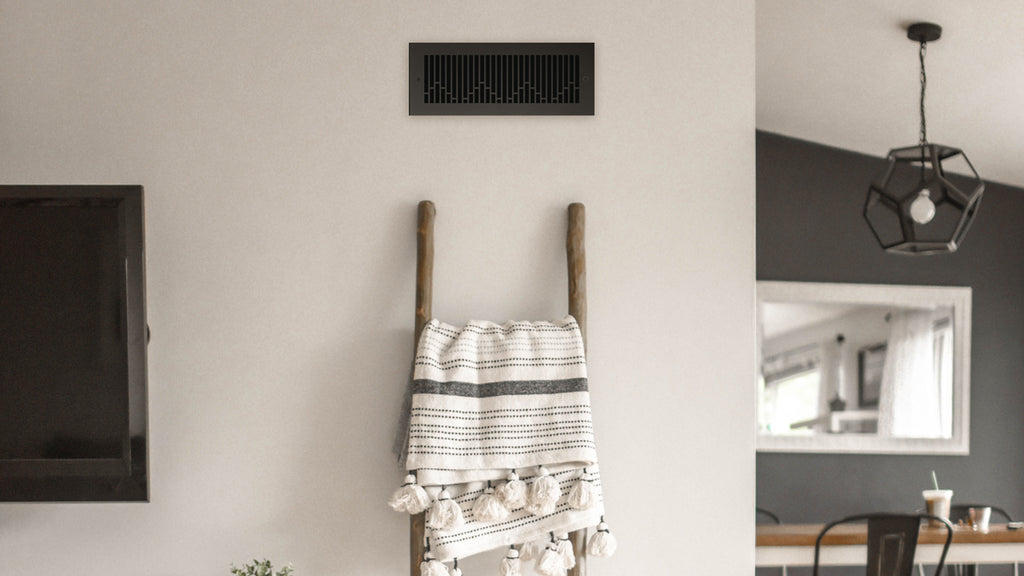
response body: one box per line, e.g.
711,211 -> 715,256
757,523 -> 1024,568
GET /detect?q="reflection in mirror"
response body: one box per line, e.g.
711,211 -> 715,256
756,282 -> 971,455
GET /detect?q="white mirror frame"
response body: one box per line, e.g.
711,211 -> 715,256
756,281 -> 971,455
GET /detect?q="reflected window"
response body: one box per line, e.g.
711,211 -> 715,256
760,345 -> 821,435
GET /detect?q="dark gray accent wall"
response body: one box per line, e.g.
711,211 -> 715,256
756,130 -> 1024,573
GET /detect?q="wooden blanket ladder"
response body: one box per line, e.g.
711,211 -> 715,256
411,200 -> 590,576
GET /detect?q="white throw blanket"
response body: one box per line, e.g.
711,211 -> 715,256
403,316 -> 604,561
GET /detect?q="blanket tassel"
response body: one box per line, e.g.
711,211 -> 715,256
587,517 -> 618,558
495,469 -> 527,510
526,466 -> 560,516
518,538 -> 543,562
567,468 -> 598,510
536,535 -> 567,576
499,546 -> 521,576
556,533 -> 575,569
420,551 -> 448,576
473,481 -> 510,522
390,472 -> 431,515
427,487 -> 465,532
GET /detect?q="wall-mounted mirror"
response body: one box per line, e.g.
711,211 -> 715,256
756,281 -> 971,454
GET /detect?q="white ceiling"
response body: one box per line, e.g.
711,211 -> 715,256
761,301 -> 859,339
757,0 -> 1024,188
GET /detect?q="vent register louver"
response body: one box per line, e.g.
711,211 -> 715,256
409,43 -> 594,115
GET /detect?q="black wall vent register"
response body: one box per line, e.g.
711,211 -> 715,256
409,43 -> 594,115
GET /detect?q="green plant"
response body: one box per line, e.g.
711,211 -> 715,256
230,558 -> 294,576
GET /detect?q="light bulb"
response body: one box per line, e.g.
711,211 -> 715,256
910,189 -> 936,224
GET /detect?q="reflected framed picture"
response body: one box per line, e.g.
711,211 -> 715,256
858,343 -> 886,408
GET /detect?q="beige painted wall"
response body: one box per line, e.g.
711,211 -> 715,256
0,2 -> 755,574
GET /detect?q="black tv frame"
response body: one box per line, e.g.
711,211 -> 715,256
0,185 -> 148,501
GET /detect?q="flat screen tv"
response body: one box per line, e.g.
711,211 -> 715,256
0,185 -> 148,501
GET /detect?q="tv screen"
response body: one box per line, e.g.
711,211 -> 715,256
0,185 -> 148,501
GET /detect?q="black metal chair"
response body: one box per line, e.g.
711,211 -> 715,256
947,505 -> 1015,576
757,507 -> 782,525
756,507 -> 788,576
812,513 -> 953,576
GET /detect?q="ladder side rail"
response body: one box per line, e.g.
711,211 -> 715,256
411,200 -> 435,576
567,202 -> 588,576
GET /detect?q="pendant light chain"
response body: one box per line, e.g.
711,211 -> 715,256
919,40 -> 928,146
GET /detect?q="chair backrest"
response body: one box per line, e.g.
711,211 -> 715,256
757,507 -> 781,525
950,503 -> 1014,524
813,513 -> 953,576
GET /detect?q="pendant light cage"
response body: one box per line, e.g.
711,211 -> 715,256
864,22 -> 984,255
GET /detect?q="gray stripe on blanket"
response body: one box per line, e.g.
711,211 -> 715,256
411,377 -> 588,397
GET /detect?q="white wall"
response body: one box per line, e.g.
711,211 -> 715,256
0,2 -> 755,575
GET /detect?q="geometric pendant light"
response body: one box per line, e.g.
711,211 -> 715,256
864,22 -> 984,255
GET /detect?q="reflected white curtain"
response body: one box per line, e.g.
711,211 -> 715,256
878,310 -> 942,438
936,321 -> 954,437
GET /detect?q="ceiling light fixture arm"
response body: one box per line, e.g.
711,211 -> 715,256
918,41 -> 928,146
907,23 -> 941,146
